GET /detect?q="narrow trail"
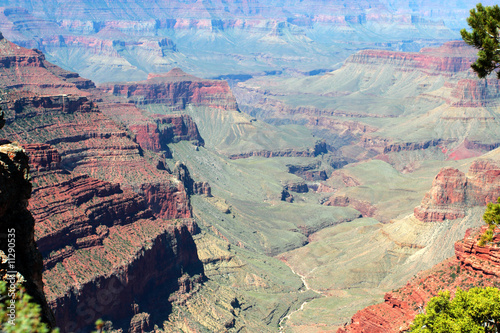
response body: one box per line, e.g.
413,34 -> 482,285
278,261 -> 324,332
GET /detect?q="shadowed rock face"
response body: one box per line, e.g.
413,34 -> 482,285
0,112 -> 56,327
414,160 -> 500,222
338,227 -> 500,333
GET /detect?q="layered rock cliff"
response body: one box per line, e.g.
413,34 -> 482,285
17,105 -> 202,333
338,227 -> 500,333
0,111 -> 55,328
414,159 -> 500,222
99,68 -> 238,111
0,31 -> 94,94
0,34 -> 207,332
346,41 -> 477,75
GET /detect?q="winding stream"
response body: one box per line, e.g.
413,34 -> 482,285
278,262 -> 324,332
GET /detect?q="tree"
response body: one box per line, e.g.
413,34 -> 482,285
479,197 -> 500,246
410,287 -> 500,332
461,3 -> 500,78
0,280 -> 58,333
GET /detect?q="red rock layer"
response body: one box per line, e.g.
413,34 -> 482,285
346,41 -> 476,75
414,160 -> 500,222
98,102 -> 204,152
22,143 -> 61,172
24,146 -> 200,332
99,67 -> 239,111
338,227 -> 500,333
323,195 -> 376,217
137,181 -> 192,219
451,79 -> 500,107
0,32 -> 94,94
30,174 -> 150,254
0,35 -> 204,332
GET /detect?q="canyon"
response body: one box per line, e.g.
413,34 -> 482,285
0,0 -> 493,83
1,1 -> 500,332
0,34 -> 207,332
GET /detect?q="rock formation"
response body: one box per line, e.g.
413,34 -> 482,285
415,160 -> 500,222
338,227 -> 500,333
0,111 -> 56,327
173,161 -> 211,197
99,68 -> 238,111
287,161 -> 328,181
323,195 -> 376,217
0,34 -> 206,332
20,132 -> 203,333
0,31 -> 94,94
346,41 -> 477,74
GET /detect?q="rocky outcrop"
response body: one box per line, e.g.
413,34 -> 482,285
346,41 -> 477,75
22,143 -> 61,172
451,79 -> 500,107
98,102 -> 204,153
137,181 -> 193,219
0,32 -> 94,94
173,161 -> 211,197
155,114 -> 204,146
287,161 -> 328,181
414,167 -> 467,222
280,189 -> 294,203
338,227 -> 500,333
99,68 -> 239,111
323,195 -> 376,217
0,112 -> 56,327
455,227 -> 500,277
383,139 -> 443,154
284,182 -> 309,194
414,160 -> 500,222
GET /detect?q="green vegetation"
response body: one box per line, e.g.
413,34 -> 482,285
0,280 -> 57,333
461,3 -> 500,78
479,197 -> 500,246
410,287 -> 500,332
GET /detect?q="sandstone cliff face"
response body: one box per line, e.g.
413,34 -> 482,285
22,143 -> 61,172
0,113 -> 55,327
338,227 -> 500,333
414,160 -> 500,222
